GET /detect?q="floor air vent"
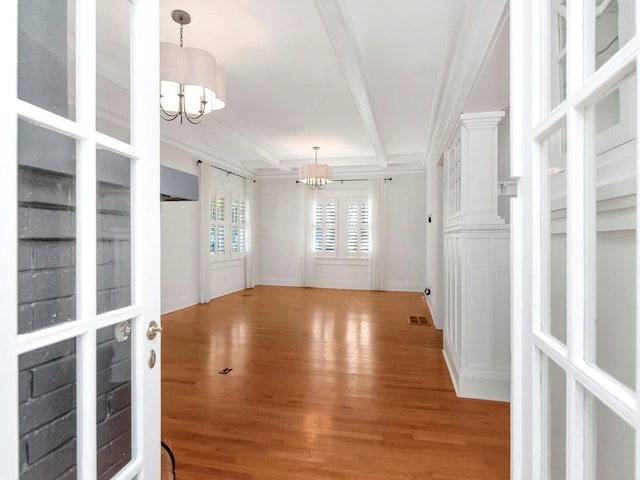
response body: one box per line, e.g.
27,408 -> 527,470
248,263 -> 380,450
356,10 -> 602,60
407,315 -> 432,326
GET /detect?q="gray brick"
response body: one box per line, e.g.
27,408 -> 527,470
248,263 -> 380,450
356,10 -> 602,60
97,407 -> 131,449
97,342 -> 115,371
97,186 -> 130,213
19,303 -> 34,334
97,262 -> 131,290
18,268 -> 75,303
19,384 -> 75,434
109,358 -> 131,385
20,440 -> 75,480
97,432 -> 131,480
96,358 -> 131,396
96,368 -> 113,397
110,286 -> 132,311
97,240 -> 131,265
55,467 -> 77,480
19,339 -> 75,370
97,326 -> 116,344
33,296 -> 76,330
97,212 -> 130,241
107,384 -> 131,415
97,395 -> 107,423
19,371 -> 32,403
97,290 -> 111,314
24,411 -> 75,464
33,240 -> 75,269
97,287 -> 131,314
32,355 -> 75,397
20,438 -> 27,468
19,241 -> 33,270
18,207 -> 75,240
18,167 -> 75,207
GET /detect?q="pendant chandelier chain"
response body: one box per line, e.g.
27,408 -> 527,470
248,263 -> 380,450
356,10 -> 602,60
179,24 -> 184,48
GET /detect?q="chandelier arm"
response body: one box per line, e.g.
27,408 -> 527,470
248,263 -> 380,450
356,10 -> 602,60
160,107 -> 181,122
184,111 -> 205,124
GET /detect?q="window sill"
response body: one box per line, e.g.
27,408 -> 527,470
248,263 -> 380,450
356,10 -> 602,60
209,257 -> 245,269
315,257 -> 368,267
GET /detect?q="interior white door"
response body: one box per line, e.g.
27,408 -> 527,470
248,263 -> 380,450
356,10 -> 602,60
0,0 -> 161,478
512,0 -> 640,479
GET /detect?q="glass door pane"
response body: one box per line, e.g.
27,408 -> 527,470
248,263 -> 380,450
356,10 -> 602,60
97,322 -> 133,478
19,340 -> 77,479
541,123 -> 568,345
18,121 -> 77,334
96,0 -> 131,143
548,0 -> 567,112
584,73 -> 637,390
18,0 -> 76,120
585,391 -> 635,479
541,354 -> 567,479
97,151 -> 132,314
594,0 -> 635,72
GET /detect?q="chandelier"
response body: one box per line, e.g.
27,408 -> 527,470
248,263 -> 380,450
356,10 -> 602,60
160,10 -> 226,124
299,146 -> 332,190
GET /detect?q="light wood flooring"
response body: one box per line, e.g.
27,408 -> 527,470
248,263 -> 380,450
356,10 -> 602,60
161,286 -> 510,479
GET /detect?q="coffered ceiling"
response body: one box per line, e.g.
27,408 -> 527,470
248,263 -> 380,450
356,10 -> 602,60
157,0 -> 508,178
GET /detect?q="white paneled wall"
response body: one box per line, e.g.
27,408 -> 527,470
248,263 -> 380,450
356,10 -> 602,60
442,111 -> 511,401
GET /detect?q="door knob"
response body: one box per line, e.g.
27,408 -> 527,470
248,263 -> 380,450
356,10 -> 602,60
146,321 -> 163,340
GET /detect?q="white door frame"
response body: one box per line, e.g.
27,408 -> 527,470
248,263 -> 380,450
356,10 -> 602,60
0,0 -> 160,477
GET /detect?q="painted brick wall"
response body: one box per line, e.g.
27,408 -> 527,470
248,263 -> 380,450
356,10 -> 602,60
18,164 -> 133,479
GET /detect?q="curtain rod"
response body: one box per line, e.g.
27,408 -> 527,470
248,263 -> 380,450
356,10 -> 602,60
197,160 -> 255,182
296,177 -> 392,184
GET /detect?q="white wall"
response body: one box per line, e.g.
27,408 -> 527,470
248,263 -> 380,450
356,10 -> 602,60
258,174 -> 426,291
258,178 -> 306,286
160,143 -> 200,314
385,174 -> 427,291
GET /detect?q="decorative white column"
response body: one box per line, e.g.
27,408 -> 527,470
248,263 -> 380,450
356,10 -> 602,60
442,110 -> 511,402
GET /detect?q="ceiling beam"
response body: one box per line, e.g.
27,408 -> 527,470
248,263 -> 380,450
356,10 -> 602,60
315,0 -> 387,169
161,117 -> 289,173
208,119 -> 290,172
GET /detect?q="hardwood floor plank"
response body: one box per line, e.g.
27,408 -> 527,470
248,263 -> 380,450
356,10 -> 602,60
161,286 -> 509,479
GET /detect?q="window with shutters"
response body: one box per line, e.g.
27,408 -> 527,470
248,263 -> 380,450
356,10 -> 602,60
210,192 -> 225,256
210,190 -> 246,261
231,194 -> 246,257
312,197 -> 369,258
313,200 -> 337,256
347,199 -> 369,257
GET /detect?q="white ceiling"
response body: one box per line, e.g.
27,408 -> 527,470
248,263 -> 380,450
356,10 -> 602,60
157,0 -> 507,178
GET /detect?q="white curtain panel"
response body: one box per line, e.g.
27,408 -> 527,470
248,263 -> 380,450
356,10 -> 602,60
198,162 -> 213,303
368,178 -> 387,290
302,187 -> 315,287
244,178 -> 257,288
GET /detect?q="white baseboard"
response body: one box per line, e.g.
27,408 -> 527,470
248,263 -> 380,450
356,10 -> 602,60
386,281 -> 424,292
426,299 -> 442,330
443,336 -> 510,402
259,277 -> 303,287
161,293 -> 199,315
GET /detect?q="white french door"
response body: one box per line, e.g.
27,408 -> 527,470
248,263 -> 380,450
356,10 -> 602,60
0,0 -> 160,478
512,0 -> 640,479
